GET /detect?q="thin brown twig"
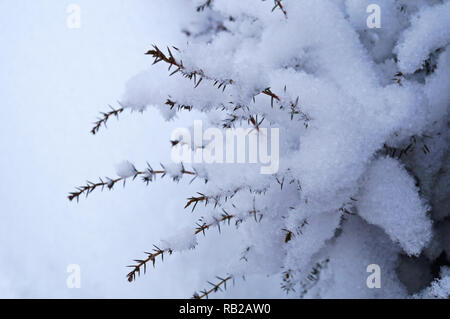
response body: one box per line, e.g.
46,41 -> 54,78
91,105 -> 124,135
146,45 -> 232,89
195,212 -> 236,235
128,206 -> 262,283
185,193 -> 210,212
272,0 -> 288,18
91,98 -> 194,135
146,45 -> 281,101
68,164 -> 197,202
192,275 -> 234,299
184,187 -> 245,212
166,99 -> 193,111
196,0 -> 213,12
127,212 -> 236,283
127,246 -> 172,282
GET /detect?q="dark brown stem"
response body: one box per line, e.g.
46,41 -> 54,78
193,276 -> 233,299
127,207 -> 263,284
146,45 -> 281,100
273,0 -> 288,18
127,213 -> 235,283
91,105 -> 124,135
127,246 -> 172,282
68,167 -> 196,202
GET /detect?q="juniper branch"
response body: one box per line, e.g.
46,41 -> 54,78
68,163 -> 197,202
127,212 -> 236,283
127,246 -> 172,282
91,104 -> 125,135
185,193 -> 211,212
196,0 -> 213,12
127,207 -> 262,283
192,275 -> 234,299
195,211 -> 236,235
166,99 -> 193,111
184,186 -> 264,214
272,0 -> 288,18
281,270 -> 296,294
90,98 -> 194,135
146,45 -> 232,89
146,45 -> 282,100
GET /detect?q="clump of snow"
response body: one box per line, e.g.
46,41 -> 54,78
115,161 -> 138,178
395,1 -> 450,74
160,227 -> 198,251
357,157 -> 432,256
162,163 -> 186,182
304,216 -> 408,299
